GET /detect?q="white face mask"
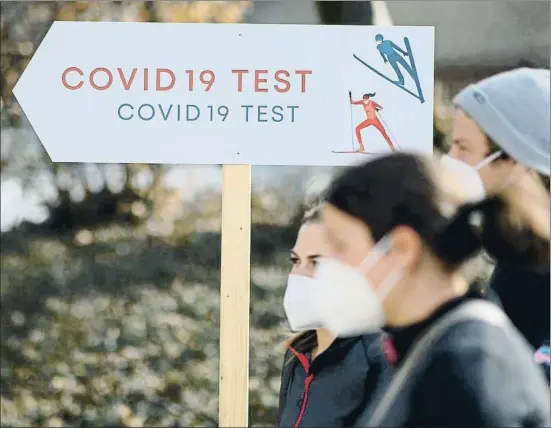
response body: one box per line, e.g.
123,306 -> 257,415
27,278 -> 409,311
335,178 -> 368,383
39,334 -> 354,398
313,236 -> 403,337
440,151 -> 502,202
283,274 -> 323,331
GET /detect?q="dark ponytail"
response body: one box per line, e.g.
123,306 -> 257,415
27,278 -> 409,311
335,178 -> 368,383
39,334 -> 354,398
434,196 -> 550,271
326,153 -> 549,273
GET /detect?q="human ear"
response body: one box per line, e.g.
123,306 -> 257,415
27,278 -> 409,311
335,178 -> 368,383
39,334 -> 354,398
389,226 -> 424,272
495,157 -> 521,176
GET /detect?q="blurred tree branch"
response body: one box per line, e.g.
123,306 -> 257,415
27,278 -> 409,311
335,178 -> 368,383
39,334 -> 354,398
1,1 -> 251,234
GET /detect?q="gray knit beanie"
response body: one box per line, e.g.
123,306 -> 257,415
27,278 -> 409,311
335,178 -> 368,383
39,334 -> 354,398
453,67 -> 550,176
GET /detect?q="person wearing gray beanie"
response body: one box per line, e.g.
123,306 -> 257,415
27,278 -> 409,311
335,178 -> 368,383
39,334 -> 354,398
448,67 -> 550,380
449,67 -> 550,191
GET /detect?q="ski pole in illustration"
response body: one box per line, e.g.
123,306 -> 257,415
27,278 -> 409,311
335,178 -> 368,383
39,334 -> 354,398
376,110 -> 402,151
348,90 -> 354,151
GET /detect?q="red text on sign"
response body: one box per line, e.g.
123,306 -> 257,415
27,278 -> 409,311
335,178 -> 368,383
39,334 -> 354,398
231,69 -> 312,93
61,67 -> 176,91
185,70 -> 215,92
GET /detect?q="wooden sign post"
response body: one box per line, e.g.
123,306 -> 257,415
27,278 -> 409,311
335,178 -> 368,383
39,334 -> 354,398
13,21 -> 434,427
219,164 -> 251,427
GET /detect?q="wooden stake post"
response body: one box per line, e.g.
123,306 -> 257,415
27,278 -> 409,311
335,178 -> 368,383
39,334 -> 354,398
219,164 -> 252,427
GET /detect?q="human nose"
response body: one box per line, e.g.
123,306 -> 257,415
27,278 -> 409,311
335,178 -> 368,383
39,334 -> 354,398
447,144 -> 461,158
291,262 -> 314,278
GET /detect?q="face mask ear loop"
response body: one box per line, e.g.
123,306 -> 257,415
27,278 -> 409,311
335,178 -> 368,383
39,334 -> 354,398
358,235 -> 393,272
475,150 -> 503,171
376,266 -> 404,301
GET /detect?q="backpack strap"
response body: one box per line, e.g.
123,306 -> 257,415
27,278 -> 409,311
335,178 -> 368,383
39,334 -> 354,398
366,300 -> 510,427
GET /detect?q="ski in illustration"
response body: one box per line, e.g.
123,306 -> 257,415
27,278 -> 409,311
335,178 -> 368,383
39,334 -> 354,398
331,150 -> 377,154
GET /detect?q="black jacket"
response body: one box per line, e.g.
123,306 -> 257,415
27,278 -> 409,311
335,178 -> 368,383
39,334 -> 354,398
357,293 -> 550,427
488,264 -> 550,351
278,331 -> 389,428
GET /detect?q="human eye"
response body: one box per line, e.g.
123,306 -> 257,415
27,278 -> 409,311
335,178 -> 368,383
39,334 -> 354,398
458,142 -> 471,153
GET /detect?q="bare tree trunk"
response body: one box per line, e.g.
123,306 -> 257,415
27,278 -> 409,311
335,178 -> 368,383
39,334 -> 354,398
316,1 -> 374,25
142,0 -> 158,23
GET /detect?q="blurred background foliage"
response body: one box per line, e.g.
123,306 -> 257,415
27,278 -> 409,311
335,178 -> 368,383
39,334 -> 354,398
1,2 -> 309,427
0,0 -> 520,426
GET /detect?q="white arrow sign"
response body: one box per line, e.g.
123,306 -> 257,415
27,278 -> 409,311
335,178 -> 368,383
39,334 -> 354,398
13,21 -> 434,165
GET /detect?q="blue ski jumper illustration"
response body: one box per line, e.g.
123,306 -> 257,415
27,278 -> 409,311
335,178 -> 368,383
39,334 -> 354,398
353,34 -> 425,104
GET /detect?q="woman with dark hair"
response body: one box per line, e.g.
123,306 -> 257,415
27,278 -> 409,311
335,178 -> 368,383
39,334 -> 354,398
349,91 -> 396,153
313,153 -> 549,427
278,205 -> 389,428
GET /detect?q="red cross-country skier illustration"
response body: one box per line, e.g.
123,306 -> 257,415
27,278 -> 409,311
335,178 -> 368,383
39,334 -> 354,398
349,91 -> 396,152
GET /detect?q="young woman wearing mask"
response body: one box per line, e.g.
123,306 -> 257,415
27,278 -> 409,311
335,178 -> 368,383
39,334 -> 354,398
278,207 -> 389,428
448,67 -> 550,374
313,153 -> 549,427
